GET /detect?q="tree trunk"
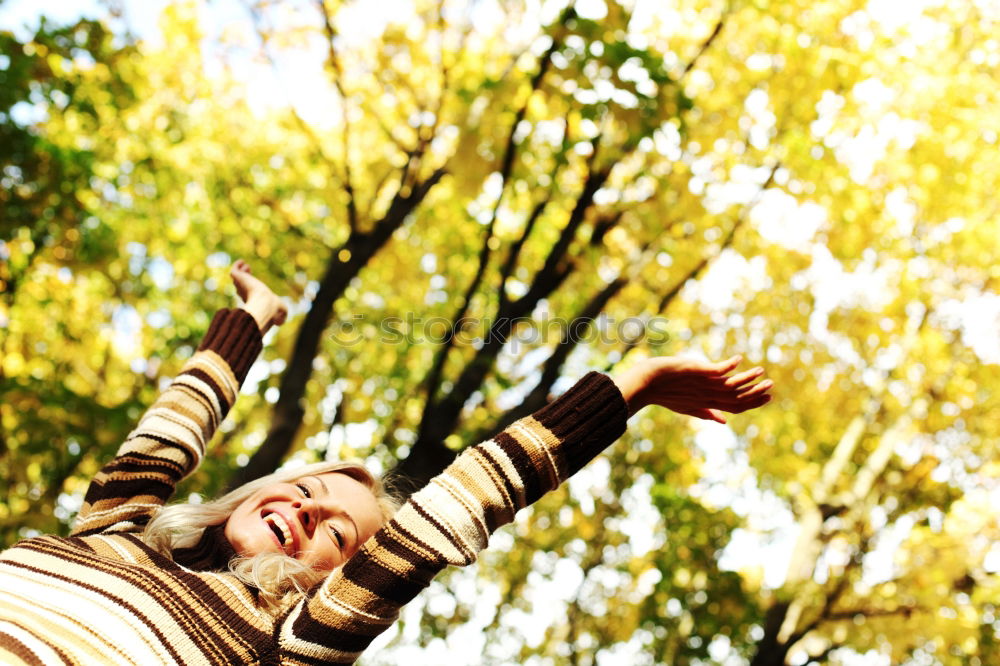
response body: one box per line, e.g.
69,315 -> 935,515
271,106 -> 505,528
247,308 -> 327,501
392,167 -> 608,487
226,169 -> 446,491
749,601 -> 792,666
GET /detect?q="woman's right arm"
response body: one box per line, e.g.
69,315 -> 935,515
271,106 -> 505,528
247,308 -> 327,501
71,261 -> 285,537
276,357 -> 771,664
70,308 -> 262,537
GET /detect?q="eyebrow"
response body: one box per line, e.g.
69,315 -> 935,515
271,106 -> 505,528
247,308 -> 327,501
308,475 -> 329,494
305,475 -> 360,547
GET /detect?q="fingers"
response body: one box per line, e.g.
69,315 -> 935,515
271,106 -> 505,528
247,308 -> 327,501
703,408 -> 728,424
685,355 -> 741,376
728,380 -> 772,410
729,393 -> 772,413
736,378 -> 772,399
229,261 -> 287,332
644,373 -> 770,401
645,375 -> 772,415
649,387 -> 770,410
724,366 -> 764,388
230,260 -> 250,301
644,374 -> 771,397
713,355 -> 742,375
273,308 -> 288,327
640,351 -> 773,420
679,407 -> 728,424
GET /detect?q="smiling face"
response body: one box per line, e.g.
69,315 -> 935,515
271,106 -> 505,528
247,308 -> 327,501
224,471 -> 385,570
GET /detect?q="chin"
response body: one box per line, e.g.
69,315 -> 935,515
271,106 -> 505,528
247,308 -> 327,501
226,522 -> 276,559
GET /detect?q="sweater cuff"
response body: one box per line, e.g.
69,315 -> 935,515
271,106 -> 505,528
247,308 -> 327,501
533,371 -> 629,478
197,308 -> 263,384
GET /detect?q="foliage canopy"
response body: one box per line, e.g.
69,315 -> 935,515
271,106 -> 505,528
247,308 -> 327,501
2,1 -> 999,663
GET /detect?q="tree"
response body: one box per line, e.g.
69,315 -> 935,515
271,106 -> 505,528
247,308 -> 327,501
3,0 -> 999,663
0,16 -> 144,541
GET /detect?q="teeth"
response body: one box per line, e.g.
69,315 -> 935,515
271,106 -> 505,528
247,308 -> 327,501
265,513 -> 293,550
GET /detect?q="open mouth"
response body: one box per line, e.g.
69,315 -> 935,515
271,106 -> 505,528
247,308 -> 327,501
263,512 -> 294,554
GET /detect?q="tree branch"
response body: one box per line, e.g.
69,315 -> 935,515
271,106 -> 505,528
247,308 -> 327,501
521,163 -> 610,308
823,605 -> 921,622
245,5 -> 334,163
749,601 -> 792,666
226,167 -> 447,490
417,33 -> 562,406
498,196 -> 550,309
474,274 -> 629,439
679,9 -> 729,80
314,0 -> 358,232
607,161 -> 778,369
395,156 -> 610,486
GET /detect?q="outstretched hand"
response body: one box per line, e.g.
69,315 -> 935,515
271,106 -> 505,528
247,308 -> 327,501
231,260 -> 288,334
611,355 -> 772,422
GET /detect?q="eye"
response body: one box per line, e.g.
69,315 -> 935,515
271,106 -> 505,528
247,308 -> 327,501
329,524 -> 344,549
295,482 -> 312,498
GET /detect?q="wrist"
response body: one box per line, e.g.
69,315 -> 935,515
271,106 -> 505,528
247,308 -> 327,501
610,367 -> 647,417
239,301 -> 271,334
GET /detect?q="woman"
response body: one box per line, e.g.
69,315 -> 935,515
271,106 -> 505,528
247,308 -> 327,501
0,262 -> 771,665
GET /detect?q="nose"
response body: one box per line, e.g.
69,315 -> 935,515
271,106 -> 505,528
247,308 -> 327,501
292,498 -> 319,533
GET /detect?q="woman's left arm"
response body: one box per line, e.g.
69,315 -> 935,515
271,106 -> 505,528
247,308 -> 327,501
275,356 -> 770,664
71,261 -> 283,537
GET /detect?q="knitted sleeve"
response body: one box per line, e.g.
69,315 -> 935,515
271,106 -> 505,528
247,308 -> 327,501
71,309 -> 262,537
275,371 -> 629,664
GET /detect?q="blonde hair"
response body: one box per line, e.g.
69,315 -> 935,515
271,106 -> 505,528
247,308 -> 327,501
142,461 -> 400,614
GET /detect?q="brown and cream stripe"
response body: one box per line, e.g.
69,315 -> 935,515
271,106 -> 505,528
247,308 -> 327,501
1,308 -> 628,664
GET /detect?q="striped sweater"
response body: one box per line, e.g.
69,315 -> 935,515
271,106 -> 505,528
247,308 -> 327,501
0,309 -> 628,665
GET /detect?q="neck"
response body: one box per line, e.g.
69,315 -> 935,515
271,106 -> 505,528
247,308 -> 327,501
171,524 -> 237,571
